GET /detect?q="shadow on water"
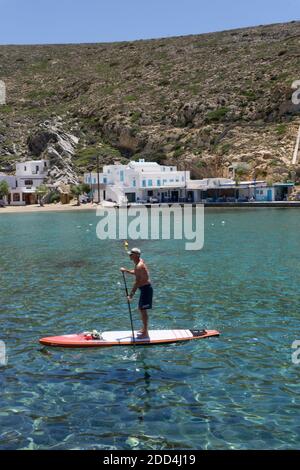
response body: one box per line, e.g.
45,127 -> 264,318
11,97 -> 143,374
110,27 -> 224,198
54,260 -> 90,269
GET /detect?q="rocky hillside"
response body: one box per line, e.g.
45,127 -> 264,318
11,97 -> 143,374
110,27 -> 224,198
1,21 -> 300,184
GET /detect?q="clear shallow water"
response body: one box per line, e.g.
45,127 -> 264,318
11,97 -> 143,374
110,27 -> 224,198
0,208 -> 300,450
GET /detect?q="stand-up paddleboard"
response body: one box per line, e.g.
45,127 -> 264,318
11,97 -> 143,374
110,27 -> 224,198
39,329 -> 220,348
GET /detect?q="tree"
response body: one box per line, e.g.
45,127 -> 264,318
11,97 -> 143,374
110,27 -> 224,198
35,184 -> 48,207
80,183 -> 91,195
70,184 -> 91,206
0,180 -> 9,204
231,163 -> 251,198
71,185 -> 82,206
234,167 -> 247,200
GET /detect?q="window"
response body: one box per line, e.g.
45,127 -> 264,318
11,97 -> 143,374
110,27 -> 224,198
142,180 -> 146,187
148,179 -> 152,187
103,177 -> 107,184
13,193 -> 20,202
24,166 -> 26,171
25,180 -> 33,186
36,166 -> 39,173
120,170 -> 124,182
133,179 -> 136,187
157,179 -> 161,186
44,162 -> 47,167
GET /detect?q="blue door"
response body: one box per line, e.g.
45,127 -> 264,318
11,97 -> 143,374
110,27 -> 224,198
267,189 -> 272,201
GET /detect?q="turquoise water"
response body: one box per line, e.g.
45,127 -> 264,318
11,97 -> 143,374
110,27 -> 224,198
0,208 -> 300,450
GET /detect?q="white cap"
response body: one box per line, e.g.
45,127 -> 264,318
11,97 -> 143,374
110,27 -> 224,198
127,247 -> 141,256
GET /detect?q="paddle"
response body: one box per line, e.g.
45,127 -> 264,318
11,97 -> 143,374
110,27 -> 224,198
122,271 -> 136,344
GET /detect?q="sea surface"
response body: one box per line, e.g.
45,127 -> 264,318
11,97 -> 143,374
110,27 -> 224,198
0,208 -> 300,450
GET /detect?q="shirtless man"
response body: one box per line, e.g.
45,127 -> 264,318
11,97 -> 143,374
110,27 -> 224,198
120,248 -> 153,338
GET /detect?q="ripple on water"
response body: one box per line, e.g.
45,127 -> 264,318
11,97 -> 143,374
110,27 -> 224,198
1,210 -> 300,449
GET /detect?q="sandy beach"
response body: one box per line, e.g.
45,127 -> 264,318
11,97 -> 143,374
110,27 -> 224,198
0,202 -> 98,214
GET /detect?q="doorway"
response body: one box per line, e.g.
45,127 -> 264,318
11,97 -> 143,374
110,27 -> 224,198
171,191 -> 179,202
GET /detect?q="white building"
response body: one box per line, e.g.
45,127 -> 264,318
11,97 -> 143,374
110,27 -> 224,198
85,159 -> 190,204
185,178 -> 293,202
0,159 -> 49,205
84,160 -> 294,204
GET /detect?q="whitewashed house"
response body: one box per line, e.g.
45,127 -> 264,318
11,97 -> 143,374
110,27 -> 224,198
185,178 -> 294,202
0,159 -> 49,205
85,159 -> 190,204
84,158 -> 294,205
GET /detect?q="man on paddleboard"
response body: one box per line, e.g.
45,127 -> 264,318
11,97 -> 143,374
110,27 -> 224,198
120,248 -> 153,338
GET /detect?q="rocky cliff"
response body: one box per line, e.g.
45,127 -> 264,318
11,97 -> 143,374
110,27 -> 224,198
0,21 -> 300,183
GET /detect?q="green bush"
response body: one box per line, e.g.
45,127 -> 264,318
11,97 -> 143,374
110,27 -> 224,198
276,124 -> 287,136
124,95 -> 137,102
221,143 -> 231,155
196,160 -> 207,168
27,90 -> 56,100
49,192 -> 61,203
0,105 -> 13,113
30,59 -> 50,72
0,180 -> 9,198
130,111 -> 142,123
173,145 -> 184,158
242,89 -> 257,101
74,145 -> 121,169
205,107 -> 229,123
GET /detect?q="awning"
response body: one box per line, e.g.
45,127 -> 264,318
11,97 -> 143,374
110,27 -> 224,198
22,188 -> 36,194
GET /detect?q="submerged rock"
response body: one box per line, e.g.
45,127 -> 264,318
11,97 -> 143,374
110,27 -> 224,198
55,260 -> 89,269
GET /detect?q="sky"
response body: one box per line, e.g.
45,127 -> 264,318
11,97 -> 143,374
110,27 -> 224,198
0,0 -> 299,45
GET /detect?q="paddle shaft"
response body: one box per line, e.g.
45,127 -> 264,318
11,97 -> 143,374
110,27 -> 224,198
122,271 -> 136,343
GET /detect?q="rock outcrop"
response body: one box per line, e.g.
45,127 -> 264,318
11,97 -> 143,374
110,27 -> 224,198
28,118 -> 79,186
1,21 -> 300,181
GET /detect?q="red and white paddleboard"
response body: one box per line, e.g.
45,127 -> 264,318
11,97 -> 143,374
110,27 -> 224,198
39,329 -> 220,348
